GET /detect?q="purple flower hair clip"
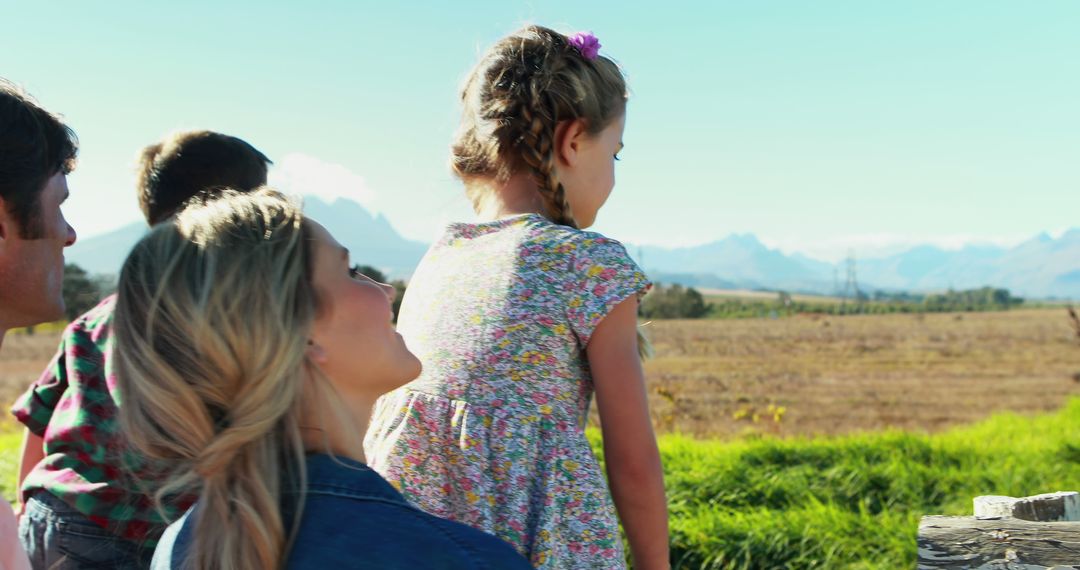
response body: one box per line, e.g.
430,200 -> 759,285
567,31 -> 601,61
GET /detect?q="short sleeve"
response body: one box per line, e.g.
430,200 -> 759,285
10,337 -> 69,436
564,237 -> 652,347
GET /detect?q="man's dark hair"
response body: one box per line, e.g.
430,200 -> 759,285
0,80 -> 78,238
136,130 -> 272,226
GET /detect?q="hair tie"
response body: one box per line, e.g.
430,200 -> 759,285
567,31 -> 601,61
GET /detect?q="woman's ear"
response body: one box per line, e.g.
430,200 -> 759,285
306,340 -> 328,364
555,118 -> 588,168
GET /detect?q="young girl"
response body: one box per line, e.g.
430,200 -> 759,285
364,25 -> 669,569
114,189 -> 530,569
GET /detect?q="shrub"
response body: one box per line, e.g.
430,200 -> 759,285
642,283 -> 710,319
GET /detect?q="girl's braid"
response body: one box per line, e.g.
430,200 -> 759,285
514,50 -> 577,229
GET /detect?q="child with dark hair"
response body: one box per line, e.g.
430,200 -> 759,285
12,130 -> 272,569
135,130 -> 271,226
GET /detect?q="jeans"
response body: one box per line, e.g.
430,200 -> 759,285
18,492 -> 152,570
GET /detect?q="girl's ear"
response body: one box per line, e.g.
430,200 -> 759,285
555,118 -> 588,168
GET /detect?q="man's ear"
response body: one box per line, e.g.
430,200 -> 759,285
554,118 -> 588,168
0,196 -> 9,241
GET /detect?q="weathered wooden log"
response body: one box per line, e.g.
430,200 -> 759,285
975,492 -> 1080,522
918,515 -> 1080,569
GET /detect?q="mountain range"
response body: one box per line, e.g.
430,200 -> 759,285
66,196 -> 429,279
68,197 -> 1080,300
637,230 -> 1080,299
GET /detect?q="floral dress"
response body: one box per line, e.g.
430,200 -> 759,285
364,214 -> 651,569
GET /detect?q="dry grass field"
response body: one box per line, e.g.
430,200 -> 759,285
0,329 -> 63,413
636,308 -> 1080,438
3,309 -> 1079,440
699,288 -> 844,304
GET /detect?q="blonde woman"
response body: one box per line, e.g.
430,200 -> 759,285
112,188 -> 529,569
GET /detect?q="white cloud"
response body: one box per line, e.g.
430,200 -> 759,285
268,153 -> 378,214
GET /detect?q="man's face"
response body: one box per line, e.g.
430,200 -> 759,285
0,173 -> 77,329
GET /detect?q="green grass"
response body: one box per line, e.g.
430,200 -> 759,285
3,400 -> 1078,568
6,320 -> 68,336
594,398 -> 1080,569
1,429 -> 21,503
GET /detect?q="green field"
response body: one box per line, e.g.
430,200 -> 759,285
4,399 -> 1079,569
635,400 -> 1080,568
1,428 -> 21,503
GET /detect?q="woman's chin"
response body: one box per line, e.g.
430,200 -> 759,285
403,357 -> 422,384
382,357 -> 422,394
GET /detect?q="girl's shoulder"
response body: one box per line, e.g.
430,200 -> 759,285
527,221 -> 651,346
431,214 -> 641,284
516,215 -> 630,261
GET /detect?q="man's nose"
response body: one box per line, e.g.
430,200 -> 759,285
64,222 -> 77,246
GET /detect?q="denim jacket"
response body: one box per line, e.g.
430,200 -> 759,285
152,453 -> 531,569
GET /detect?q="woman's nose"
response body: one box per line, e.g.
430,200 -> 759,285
379,282 -> 395,301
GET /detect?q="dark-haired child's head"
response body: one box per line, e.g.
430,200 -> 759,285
136,130 -> 272,226
451,26 -> 627,229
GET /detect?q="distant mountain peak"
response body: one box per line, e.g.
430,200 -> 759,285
718,232 -> 766,250
734,232 -> 763,243
1027,231 -> 1053,245
307,195 -> 375,219
69,196 -> 427,279
903,244 -> 945,255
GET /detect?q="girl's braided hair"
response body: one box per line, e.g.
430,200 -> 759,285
452,26 -> 649,358
451,25 -> 627,228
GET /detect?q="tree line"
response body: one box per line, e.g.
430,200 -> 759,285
58,262 -> 1029,325
641,283 -> 1026,320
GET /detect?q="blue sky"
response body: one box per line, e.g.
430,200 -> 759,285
3,0 -> 1078,261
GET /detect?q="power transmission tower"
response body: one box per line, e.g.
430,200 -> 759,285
844,250 -> 860,303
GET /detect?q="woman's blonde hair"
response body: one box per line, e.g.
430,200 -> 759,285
451,25 -> 627,228
114,188 -> 328,569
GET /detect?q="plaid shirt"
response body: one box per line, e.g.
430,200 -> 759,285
11,295 -> 195,544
